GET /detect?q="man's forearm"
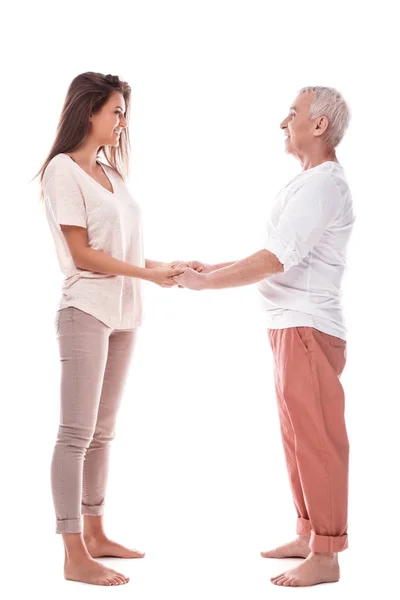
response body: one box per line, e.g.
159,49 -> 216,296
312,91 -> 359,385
212,260 -> 237,270
204,250 -> 283,289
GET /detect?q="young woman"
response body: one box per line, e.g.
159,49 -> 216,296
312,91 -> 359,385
36,72 -> 185,586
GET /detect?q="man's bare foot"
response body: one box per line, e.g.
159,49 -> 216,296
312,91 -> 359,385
64,556 -> 129,586
271,552 -> 340,587
84,535 -> 145,559
261,536 -> 310,559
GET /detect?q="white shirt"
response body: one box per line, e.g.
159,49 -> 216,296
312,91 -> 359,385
43,153 -> 144,329
258,161 -> 355,340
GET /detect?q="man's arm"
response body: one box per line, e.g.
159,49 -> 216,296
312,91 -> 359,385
202,250 -> 283,289
177,175 -> 342,292
212,260 -> 237,270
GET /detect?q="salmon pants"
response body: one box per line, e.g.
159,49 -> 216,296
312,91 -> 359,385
268,326 -> 349,553
52,307 -> 137,534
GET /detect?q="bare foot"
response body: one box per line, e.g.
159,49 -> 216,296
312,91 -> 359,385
261,536 -> 310,559
85,535 -> 145,559
64,556 -> 129,586
271,552 -> 340,587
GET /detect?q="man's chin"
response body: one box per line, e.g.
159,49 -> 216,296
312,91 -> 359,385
284,140 -> 294,155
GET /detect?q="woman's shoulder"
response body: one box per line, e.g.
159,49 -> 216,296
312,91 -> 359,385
43,153 -> 74,181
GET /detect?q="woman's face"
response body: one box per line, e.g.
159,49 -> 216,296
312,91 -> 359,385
90,91 -> 127,147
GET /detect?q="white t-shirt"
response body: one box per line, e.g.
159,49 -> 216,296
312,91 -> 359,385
43,153 -> 144,329
258,161 -> 355,340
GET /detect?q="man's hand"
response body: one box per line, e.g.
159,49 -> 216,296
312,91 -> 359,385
189,261 -> 216,274
169,260 -> 203,271
168,261 -> 204,287
169,262 -> 217,289
174,268 -> 209,291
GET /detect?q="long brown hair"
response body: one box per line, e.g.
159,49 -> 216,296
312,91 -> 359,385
35,72 -> 131,196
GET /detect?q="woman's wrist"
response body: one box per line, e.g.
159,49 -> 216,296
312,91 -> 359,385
130,265 -> 154,281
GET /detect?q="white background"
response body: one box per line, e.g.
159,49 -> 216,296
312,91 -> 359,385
1,0 -> 399,598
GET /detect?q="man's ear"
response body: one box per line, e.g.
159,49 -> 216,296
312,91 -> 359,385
314,115 -> 329,137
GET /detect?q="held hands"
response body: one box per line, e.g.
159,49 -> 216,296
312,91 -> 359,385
175,268 -> 208,290
148,266 -> 185,287
170,261 -> 215,290
170,261 -> 215,274
148,261 -> 214,290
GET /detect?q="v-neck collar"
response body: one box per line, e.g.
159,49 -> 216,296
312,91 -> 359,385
63,154 -> 115,195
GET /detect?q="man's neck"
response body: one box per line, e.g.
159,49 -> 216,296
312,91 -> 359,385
299,148 -> 338,171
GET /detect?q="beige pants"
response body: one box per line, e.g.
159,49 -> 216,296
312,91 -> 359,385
51,307 -> 137,534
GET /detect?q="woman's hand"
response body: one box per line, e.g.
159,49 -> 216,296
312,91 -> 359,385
146,266 -> 184,287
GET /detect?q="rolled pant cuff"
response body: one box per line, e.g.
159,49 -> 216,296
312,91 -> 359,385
56,518 -> 82,534
296,517 -> 311,537
310,532 -> 348,553
81,503 -> 105,516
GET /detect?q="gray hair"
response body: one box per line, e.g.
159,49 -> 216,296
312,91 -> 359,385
299,86 -> 350,148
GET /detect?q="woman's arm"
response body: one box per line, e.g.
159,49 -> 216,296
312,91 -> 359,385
61,225 -> 182,285
145,259 -> 168,269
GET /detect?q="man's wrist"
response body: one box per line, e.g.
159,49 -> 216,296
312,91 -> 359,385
202,272 -> 214,289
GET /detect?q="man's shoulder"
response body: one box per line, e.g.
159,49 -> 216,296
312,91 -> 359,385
290,165 -> 349,200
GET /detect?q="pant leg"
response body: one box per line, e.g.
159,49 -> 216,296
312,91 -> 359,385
51,307 -> 111,534
269,326 -> 349,553
82,328 -> 137,516
268,330 -> 311,536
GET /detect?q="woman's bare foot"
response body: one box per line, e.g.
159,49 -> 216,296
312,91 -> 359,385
261,536 -> 310,559
84,535 -> 145,559
83,516 -> 145,559
64,555 -> 129,586
271,552 -> 340,587
62,531 -> 129,585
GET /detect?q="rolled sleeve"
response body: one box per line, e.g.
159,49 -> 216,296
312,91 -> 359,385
44,166 -> 87,228
265,174 -> 342,271
264,236 -> 301,272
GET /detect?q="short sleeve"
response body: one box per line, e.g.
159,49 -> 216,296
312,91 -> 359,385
265,174 -> 342,272
43,163 -> 87,228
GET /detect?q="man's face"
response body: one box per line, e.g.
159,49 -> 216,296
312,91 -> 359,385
280,91 -> 316,156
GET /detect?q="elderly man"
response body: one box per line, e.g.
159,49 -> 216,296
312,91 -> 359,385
175,86 -> 355,587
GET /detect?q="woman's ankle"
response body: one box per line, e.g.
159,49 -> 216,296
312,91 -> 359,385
62,533 -> 91,562
83,515 -> 106,539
